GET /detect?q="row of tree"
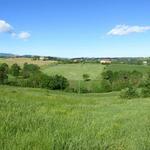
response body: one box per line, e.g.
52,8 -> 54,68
0,63 -> 69,90
101,70 -> 150,98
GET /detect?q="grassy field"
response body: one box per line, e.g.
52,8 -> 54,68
42,63 -> 104,80
0,86 -> 150,150
106,64 -> 150,73
0,58 -> 57,67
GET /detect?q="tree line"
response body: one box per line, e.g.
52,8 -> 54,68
101,70 -> 150,98
0,63 -> 69,90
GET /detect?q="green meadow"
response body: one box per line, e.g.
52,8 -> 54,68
0,86 -> 150,150
106,64 -> 150,73
42,63 -> 104,80
1,60 -> 150,149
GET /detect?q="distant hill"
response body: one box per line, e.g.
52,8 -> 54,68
0,53 -> 15,57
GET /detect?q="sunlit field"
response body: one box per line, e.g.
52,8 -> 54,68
0,86 -> 150,150
42,63 -> 104,80
106,64 -> 150,73
0,58 -> 57,67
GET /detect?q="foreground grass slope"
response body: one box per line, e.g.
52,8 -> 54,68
42,63 -> 104,80
0,86 -> 150,150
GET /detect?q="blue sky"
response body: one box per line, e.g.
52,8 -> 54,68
0,0 -> 150,57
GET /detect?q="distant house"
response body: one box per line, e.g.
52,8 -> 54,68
73,59 -> 79,63
40,56 -> 49,61
143,60 -> 148,65
100,59 -> 112,65
40,56 -> 45,60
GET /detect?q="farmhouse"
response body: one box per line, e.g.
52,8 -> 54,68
100,59 -> 112,64
143,60 -> 148,65
40,56 -> 49,61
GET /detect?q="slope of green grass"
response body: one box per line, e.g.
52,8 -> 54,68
106,64 -> 150,73
42,63 -> 104,80
0,86 -> 150,150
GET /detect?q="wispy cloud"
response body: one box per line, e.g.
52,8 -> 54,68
107,25 -> 150,36
18,32 -> 31,40
0,19 -> 31,40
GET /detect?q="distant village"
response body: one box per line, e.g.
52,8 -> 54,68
0,53 -> 150,65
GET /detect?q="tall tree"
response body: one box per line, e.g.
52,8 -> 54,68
0,64 -> 8,84
10,63 -> 21,77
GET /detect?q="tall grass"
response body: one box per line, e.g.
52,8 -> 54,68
0,86 -> 150,149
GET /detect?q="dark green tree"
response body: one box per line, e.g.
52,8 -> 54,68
22,63 -> 40,78
48,75 -> 69,90
10,63 -> 21,77
0,64 -> 8,84
101,70 -> 114,83
0,63 -> 9,73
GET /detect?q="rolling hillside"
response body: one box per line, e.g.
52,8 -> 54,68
42,63 -> 104,80
0,86 -> 150,149
106,64 -> 150,73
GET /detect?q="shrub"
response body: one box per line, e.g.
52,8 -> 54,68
22,63 -> 40,78
0,64 -> 8,84
140,80 -> 150,98
16,79 -> 31,87
10,63 -> 21,77
83,74 -> 90,81
100,79 -> 112,92
101,70 -> 113,83
48,75 -> 69,90
129,70 -> 143,87
28,73 -> 50,88
120,87 -> 139,99
112,79 -> 129,91
140,87 -> 150,98
0,63 -> 9,73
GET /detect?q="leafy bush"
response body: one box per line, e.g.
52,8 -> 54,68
120,87 -> 139,99
129,70 -> 143,87
101,70 -> 144,92
101,70 -> 113,83
140,80 -> 150,98
10,63 -> 21,77
0,64 -> 8,84
22,63 -> 40,78
100,79 -> 112,92
0,63 -> 9,73
48,75 -> 69,90
83,74 -> 90,81
16,79 -> 31,87
7,80 -> 18,86
140,87 -> 150,98
28,73 -> 50,88
112,80 -> 129,91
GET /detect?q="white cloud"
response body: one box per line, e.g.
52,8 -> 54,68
18,32 -> 31,40
0,19 -> 31,40
0,20 -> 13,33
107,25 -> 150,36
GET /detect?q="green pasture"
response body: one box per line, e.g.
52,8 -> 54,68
106,64 -> 150,73
0,86 -> 150,150
42,63 -> 104,80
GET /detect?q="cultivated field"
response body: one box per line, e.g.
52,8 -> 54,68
0,58 -> 57,67
0,86 -> 150,150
